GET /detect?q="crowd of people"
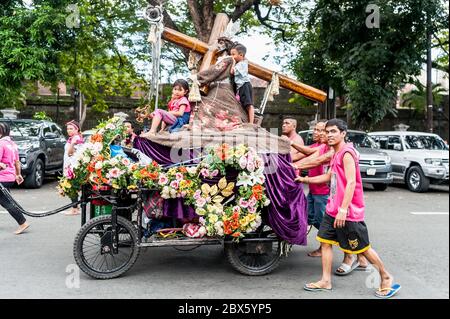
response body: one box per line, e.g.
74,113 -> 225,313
0,40 -> 400,298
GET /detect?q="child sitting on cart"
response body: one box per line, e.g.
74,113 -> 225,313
141,79 -> 191,136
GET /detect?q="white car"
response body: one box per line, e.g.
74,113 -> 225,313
369,131 -> 449,192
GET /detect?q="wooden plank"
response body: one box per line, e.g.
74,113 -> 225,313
162,27 -> 327,103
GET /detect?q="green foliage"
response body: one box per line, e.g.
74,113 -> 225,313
401,79 -> 447,114
290,0 -> 448,130
33,111 -> 53,121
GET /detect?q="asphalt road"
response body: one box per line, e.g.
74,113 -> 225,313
0,179 -> 448,299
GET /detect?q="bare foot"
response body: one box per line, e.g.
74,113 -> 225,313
307,248 -> 322,257
14,223 -> 30,235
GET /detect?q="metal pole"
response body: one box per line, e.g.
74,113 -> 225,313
426,17 -> 433,133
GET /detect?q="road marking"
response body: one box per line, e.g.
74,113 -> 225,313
410,212 -> 449,215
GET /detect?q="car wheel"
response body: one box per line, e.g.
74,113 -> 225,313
24,159 -> 44,189
372,183 -> 388,191
406,166 -> 430,193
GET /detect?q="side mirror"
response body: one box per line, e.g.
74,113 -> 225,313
393,143 -> 402,151
44,132 -> 58,139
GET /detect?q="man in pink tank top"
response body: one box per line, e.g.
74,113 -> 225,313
295,119 -> 401,299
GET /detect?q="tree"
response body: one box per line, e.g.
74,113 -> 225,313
401,79 -> 446,114
0,0 -> 70,109
289,0 -> 448,130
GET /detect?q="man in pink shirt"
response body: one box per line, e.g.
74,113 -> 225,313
281,117 -> 304,175
295,119 -> 401,299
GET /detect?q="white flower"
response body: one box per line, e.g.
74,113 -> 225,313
193,190 -> 202,200
105,123 -> 116,130
109,168 -> 123,178
236,172 -> 253,187
93,142 -> 103,153
161,186 -> 170,199
187,166 -> 198,175
264,199 -> 271,206
82,156 -> 91,164
196,197 -> 206,208
214,221 -> 224,236
94,161 -> 103,170
170,189 -> 177,198
199,217 -> 206,225
198,226 -> 207,237
239,156 -> 247,169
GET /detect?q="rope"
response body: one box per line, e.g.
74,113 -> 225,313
0,183 -> 79,218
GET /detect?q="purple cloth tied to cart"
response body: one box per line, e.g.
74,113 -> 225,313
134,137 -> 308,245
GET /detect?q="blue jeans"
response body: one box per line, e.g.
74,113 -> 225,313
307,193 -> 329,230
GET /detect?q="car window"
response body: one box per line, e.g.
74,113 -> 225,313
3,121 -> 41,137
372,136 -> 389,149
42,126 -> 51,136
51,124 -> 62,137
347,132 -> 377,148
404,135 -> 447,150
387,136 -> 402,150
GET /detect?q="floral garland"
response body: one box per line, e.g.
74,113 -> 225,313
58,118 -> 270,240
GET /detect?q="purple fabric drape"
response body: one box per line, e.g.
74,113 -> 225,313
134,137 -> 308,245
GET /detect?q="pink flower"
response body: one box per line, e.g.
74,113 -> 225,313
109,168 -> 122,178
233,206 -> 241,214
158,175 -> 168,185
248,197 -> 257,207
65,167 -> 75,179
170,180 -> 179,189
193,190 -> 202,200
246,162 -> 255,172
239,198 -> 249,208
175,173 -> 183,181
211,169 -> 219,177
121,158 -> 131,166
248,206 -> 257,214
200,168 -> 210,178
196,197 -> 206,208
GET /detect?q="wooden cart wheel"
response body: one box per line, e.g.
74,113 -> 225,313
73,215 -> 140,279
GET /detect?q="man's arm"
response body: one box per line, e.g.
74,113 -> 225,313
294,149 -> 334,170
295,170 -> 332,184
291,148 -> 319,162
291,142 -> 317,156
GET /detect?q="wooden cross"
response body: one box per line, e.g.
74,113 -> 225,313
162,18 -> 327,103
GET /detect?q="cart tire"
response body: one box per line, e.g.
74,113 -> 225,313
73,215 -> 140,279
224,239 -> 282,276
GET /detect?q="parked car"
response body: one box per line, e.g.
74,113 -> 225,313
298,130 -> 393,191
369,131 -> 449,192
0,119 -> 66,188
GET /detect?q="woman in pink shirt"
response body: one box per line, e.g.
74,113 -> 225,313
0,122 -> 29,234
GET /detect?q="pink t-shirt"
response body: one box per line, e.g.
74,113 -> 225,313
308,143 -> 330,195
326,143 -> 365,222
0,137 -> 20,183
168,97 -> 191,113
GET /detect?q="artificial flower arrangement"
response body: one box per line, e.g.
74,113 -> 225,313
58,117 -> 270,241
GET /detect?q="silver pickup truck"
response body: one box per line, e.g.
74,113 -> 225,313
369,131 -> 449,192
298,130 -> 393,191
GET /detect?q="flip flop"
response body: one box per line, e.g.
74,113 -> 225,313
334,260 -> 360,276
303,283 -> 333,292
374,284 -> 401,299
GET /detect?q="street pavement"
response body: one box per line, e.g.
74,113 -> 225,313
0,179 -> 448,299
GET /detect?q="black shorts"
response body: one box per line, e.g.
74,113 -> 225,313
317,213 -> 371,254
237,82 -> 254,109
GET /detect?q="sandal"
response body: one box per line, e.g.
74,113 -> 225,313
304,282 -> 333,292
334,259 -> 360,276
375,284 -> 401,299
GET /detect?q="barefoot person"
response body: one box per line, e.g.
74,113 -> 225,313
0,123 -> 29,234
295,119 -> 401,298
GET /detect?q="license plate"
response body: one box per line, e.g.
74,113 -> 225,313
367,168 -> 377,176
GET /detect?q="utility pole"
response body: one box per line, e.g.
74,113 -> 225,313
426,14 -> 433,133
